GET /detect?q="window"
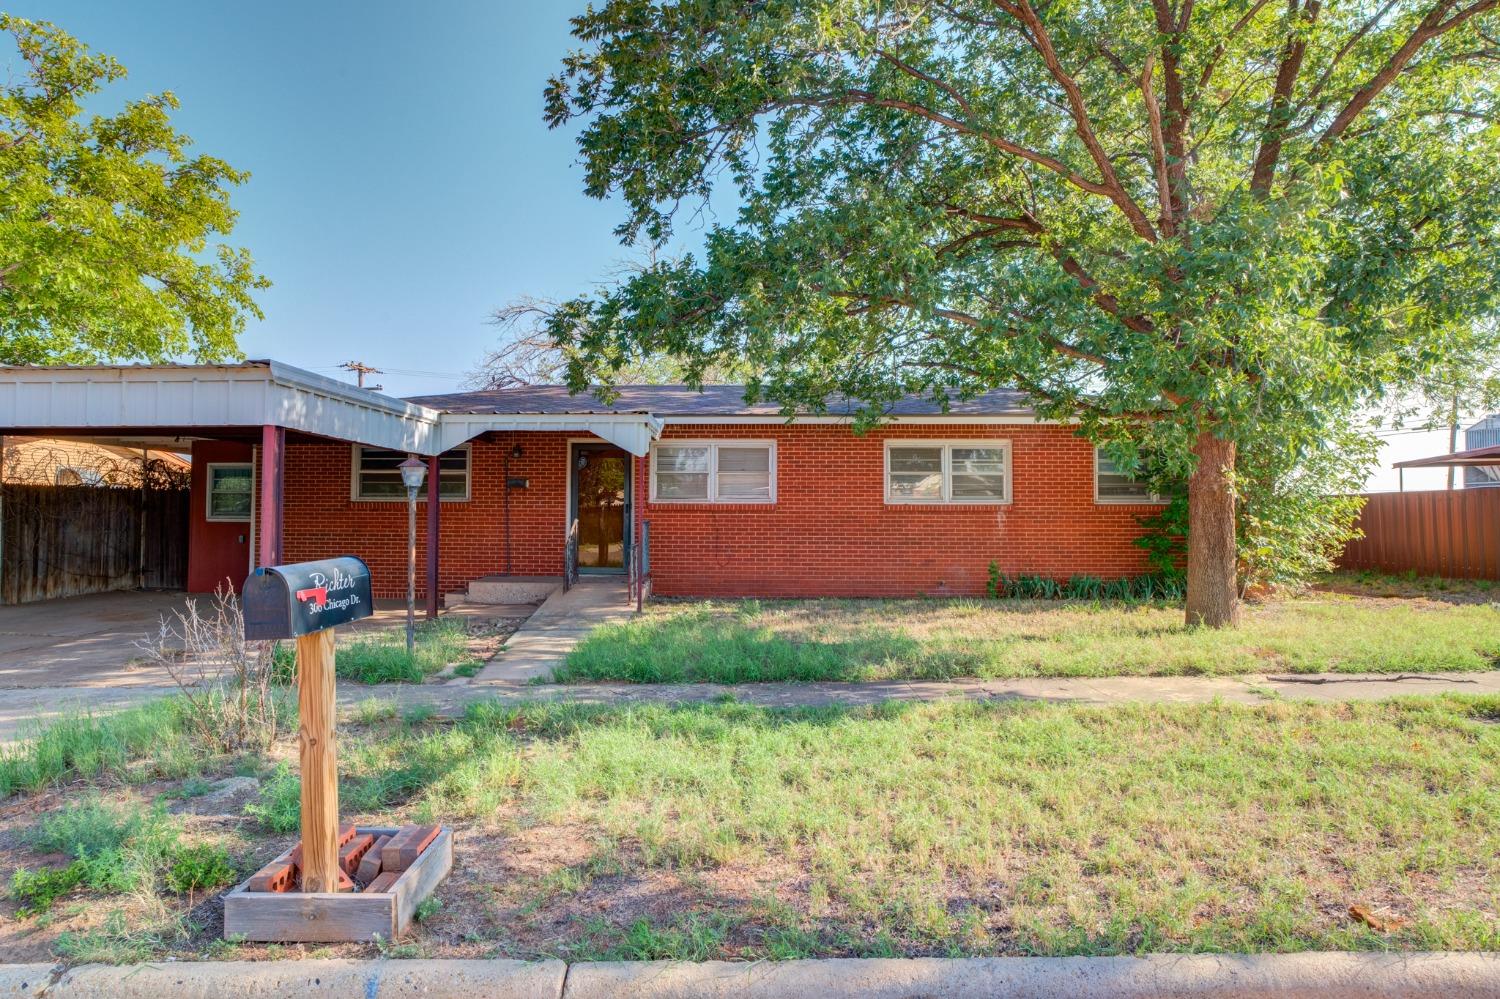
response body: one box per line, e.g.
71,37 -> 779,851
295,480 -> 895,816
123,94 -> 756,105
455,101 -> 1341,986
651,441 -> 775,503
885,441 -> 1010,503
352,446 -> 469,501
1095,449 -> 1164,504
206,463 -> 253,521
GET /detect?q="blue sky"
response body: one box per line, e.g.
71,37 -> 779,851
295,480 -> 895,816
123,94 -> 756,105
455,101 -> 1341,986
6,1 -> 675,396
5,2 -> 1476,488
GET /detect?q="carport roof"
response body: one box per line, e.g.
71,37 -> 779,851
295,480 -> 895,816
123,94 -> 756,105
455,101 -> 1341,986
0,361 -> 663,456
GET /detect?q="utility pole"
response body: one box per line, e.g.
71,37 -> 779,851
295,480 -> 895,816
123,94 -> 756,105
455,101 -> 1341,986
339,361 -> 383,392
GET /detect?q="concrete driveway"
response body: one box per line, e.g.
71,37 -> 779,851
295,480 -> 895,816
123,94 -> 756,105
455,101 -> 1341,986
0,590 -> 194,688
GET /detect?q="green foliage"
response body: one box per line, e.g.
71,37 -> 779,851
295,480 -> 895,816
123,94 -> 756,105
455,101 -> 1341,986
165,844 -> 236,894
0,16 -> 266,364
337,620 -> 475,685
10,861 -> 87,917
0,697 -> 205,797
1133,494 -> 1189,579
13,797 -> 191,915
986,571 -> 1186,602
243,763 -> 301,833
538,0 -> 1500,612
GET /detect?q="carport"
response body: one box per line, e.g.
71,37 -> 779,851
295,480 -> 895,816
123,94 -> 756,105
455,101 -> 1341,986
0,361 -> 443,609
0,361 -> 661,613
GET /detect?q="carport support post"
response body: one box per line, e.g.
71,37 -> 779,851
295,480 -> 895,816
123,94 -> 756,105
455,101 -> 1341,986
426,455 -> 439,619
258,425 -> 285,568
296,627 -> 340,893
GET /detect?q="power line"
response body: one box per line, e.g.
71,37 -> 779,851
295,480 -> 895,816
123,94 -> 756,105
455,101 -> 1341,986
339,361 -> 384,392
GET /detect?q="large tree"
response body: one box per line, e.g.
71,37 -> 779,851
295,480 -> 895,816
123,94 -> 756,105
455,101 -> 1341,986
1,16 -> 266,365
538,0 -> 1500,626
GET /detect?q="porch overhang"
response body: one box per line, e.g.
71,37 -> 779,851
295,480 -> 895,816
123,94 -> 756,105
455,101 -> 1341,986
436,413 -> 662,456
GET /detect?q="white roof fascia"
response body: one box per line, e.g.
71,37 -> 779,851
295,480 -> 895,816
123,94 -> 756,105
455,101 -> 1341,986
437,413 -> 663,456
0,362 -> 444,454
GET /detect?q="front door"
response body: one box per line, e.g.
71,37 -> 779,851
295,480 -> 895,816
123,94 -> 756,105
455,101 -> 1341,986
569,444 -> 630,572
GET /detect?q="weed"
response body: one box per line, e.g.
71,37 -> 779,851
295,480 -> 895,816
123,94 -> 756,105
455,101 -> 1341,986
165,844 -> 237,894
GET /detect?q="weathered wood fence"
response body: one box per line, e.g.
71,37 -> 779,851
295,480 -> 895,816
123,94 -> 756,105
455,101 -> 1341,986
0,484 -> 189,603
1338,489 -> 1500,580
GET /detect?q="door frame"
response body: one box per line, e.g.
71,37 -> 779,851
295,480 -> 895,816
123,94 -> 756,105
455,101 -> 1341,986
566,440 -> 632,575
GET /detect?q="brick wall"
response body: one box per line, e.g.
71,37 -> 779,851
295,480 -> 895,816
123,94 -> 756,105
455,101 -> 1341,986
280,433 -> 571,600
261,422 -> 1157,601
639,423 -> 1159,598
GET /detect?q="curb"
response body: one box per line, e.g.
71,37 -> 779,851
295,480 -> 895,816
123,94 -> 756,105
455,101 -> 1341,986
1,952 -> 1495,998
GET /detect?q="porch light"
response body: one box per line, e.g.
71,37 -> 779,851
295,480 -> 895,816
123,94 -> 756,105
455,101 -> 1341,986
399,456 -> 427,656
399,456 -> 428,494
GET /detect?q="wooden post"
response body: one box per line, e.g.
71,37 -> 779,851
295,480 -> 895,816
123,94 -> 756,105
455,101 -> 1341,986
296,627 -> 340,893
426,455 -> 439,619
258,425 -> 285,568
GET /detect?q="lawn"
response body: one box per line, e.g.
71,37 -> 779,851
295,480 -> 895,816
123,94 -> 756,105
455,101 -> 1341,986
554,580 -> 1500,684
321,617 -> 508,684
0,692 -> 1497,962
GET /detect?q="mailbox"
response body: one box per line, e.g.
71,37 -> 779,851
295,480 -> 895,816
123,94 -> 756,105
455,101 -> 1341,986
243,556 -> 373,640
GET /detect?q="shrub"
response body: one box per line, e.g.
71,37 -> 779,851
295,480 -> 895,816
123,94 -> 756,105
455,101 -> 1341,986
165,844 -> 237,893
986,570 -> 1185,603
10,862 -> 87,917
134,588 -> 287,755
13,798 -> 187,915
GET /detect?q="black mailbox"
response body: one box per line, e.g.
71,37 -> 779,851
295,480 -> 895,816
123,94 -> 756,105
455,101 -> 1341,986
243,556 -> 373,640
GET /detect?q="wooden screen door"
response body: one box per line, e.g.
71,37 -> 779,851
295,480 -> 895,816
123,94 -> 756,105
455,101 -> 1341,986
569,444 -> 631,572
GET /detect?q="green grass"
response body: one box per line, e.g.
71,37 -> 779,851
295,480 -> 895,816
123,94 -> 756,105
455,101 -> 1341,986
235,694 -> 1500,957
0,698 -> 211,797
336,619 -> 476,684
554,591 -> 1500,683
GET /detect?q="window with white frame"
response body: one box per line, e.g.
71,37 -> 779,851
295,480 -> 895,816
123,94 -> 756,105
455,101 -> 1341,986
1095,449 -> 1164,503
885,441 -> 1010,503
651,441 -> 775,502
352,445 -> 469,501
205,463 -> 253,521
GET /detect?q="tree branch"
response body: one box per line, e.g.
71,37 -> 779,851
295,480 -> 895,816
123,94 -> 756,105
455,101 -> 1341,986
1003,0 -> 1160,242
1250,0 -> 1322,195
1319,0 -> 1499,145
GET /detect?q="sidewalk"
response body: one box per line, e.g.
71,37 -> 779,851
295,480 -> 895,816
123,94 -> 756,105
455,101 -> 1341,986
470,577 -> 636,683
6,952 -> 1497,997
4,670 -> 1498,743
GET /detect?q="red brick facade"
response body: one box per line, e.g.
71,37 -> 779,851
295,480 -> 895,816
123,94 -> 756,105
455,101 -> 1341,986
187,422 -> 1158,600
639,423 -> 1157,598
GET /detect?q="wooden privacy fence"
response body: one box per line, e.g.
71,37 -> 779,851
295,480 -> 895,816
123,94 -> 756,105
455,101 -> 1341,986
1,484 -> 189,603
1338,489 -> 1500,580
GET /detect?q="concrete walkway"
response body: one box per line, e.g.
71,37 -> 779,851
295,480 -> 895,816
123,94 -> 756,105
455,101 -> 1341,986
472,576 -> 635,683
3,670 -> 1498,743
5,951 -> 1497,997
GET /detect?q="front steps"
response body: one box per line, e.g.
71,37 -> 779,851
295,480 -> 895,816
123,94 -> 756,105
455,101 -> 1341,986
445,575 -> 561,608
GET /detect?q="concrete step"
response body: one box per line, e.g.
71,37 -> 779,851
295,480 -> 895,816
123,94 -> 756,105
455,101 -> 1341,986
463,575 -> 562,605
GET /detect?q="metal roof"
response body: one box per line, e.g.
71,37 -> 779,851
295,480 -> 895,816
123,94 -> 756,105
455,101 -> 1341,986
0,363 -> 664,456
405,384 -> 1037,419
1393,444 -> 1500,468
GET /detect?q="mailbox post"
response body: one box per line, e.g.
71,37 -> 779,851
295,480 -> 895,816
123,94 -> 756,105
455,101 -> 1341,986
244,557 -> 372,893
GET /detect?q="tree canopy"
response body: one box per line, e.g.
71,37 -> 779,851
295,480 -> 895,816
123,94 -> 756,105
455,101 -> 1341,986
539,0 -> 1500,624
0,15 -> 266,365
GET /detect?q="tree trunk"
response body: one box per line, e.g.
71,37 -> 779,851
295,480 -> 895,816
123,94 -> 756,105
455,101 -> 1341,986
1184,430 -> 1240,628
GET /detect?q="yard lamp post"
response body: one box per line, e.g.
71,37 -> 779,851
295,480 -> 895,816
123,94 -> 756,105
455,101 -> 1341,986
399,456 -> 428,656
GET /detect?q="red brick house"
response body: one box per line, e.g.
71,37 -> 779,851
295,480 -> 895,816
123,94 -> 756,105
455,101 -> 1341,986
0,362 -> 1162,606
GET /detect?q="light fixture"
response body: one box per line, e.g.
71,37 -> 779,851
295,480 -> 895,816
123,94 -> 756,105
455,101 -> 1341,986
399,456 -> 428,494
399,456 -> 428,656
